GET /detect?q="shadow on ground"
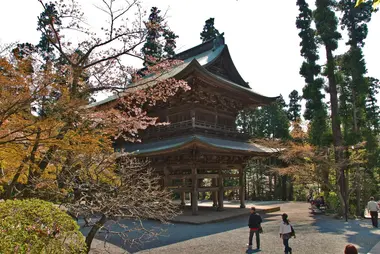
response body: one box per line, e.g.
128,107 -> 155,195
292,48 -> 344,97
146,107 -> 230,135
82,202 -> 380,254
84,202 -> 286,253
309,215 -> 380,254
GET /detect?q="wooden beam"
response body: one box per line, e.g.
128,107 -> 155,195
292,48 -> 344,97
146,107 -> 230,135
168,174 -> 192,180
163,167 -> 169,187
169,164 -> 239,170
168,187 -> 191,193
222,174 -> 240,178
199,187 -> 219,192
224,186 -> 240,191
197,174 -> 219,179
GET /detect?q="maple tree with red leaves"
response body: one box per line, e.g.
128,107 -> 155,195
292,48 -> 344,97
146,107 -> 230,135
1,0 -> 188,251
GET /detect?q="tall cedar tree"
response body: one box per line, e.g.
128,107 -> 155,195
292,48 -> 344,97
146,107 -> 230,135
365,77 -> 380,134
314,0 -> 349,221
288,90 -> 302,122
364,77 -> 380,171
141,7 -> 178,66
287,90 -> 302,201
339,0 -> 373,215
200,18 -> 220,42
339,0 -> 372,144
296,0 -> 329,146
142,7 -> 164,66
163,29 -> 179,58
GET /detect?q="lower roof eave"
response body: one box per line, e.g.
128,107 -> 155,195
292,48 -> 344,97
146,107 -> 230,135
116,135 -> 277,157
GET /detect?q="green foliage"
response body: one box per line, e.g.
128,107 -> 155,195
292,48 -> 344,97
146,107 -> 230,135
200,18 -> 220,42
141,7 -> 178,66
314,0 -> 342,51
163,29 -> 179,58
142,7 -> 164,66
0,199 -> 86,254
365,77 -> 380,134
288,90 -> 302,121
296,0 -> 329,146
325,191 -> 341,213
237,98 -> 290,140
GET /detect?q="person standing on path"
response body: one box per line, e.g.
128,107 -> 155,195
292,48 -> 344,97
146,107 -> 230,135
247,207 -> 262,250
279,213 -> 294,254
367,197 -> 379,228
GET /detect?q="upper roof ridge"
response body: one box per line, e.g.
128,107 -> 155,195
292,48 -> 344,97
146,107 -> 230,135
175,35 -> 225,60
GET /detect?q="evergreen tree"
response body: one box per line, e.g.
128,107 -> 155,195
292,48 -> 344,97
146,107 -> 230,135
141,7 -> 179,66
200,18 -> 220,42
163,29 -> 178,59
339,0 -> 373,144
237,96 -> 289,140
288,90 -> 302,122
268,96 -> 291,140
296,0 -> 329,146
142,7 -> 164,66
339,0 -> 374,216
365,77 -> 380,133
335,53 -> 355,144
314,0 -> 348,220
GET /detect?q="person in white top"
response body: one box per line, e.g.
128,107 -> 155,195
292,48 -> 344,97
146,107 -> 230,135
367,196 -> 379,228
279,213 -> 295,254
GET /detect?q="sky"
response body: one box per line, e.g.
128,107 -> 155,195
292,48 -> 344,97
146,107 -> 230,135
0,0 -> 379,108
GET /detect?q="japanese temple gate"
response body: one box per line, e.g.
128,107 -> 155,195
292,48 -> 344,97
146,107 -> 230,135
93,35 -> 278,215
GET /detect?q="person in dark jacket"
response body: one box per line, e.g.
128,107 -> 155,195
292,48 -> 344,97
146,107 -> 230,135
247,207 -> 262,250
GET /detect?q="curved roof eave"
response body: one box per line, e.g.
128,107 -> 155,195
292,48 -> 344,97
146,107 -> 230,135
118,134 -> 276,157
203,45 -> 249,88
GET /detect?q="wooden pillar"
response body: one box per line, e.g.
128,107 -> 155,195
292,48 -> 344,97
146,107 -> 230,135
191,110 -> 195,128
212,178 -> 218,207
163,167 -> 169,188
181,179 -> 185,206
217,168 -> 224,211
191,167 -> 198,215
198,178 -> 203,200
239,166 -> 246,208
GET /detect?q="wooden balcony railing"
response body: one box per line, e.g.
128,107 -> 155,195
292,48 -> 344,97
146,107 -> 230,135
143,119 -> 248,140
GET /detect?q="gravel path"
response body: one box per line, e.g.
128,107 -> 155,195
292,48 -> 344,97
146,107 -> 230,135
90,202 -> 380,254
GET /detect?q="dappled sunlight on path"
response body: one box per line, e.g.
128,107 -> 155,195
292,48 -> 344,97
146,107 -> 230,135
85,202 -> 380,254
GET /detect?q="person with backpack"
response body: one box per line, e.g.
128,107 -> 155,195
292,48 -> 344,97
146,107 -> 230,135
247,207 -> 262,250
279,213 -> 295,254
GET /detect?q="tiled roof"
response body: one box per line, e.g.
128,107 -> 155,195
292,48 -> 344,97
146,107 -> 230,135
117,134 -> 277,155
88,44 -> 226,108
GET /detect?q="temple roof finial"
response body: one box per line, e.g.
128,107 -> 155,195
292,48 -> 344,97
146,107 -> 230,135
213,32 -> 225,51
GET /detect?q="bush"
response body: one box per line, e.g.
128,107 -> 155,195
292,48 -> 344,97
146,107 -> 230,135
0,199 -> 86,254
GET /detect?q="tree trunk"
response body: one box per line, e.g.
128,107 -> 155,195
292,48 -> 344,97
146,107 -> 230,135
288,178 -> 294,201
336,183 -> 347,217
281,175 -> 287,201
325,46 -> 347,221
322,169 -> 330,199
85,214 -> 107,253
355,167 -> 361,216
4,164 -> 25,199
274,174 -> 278,199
